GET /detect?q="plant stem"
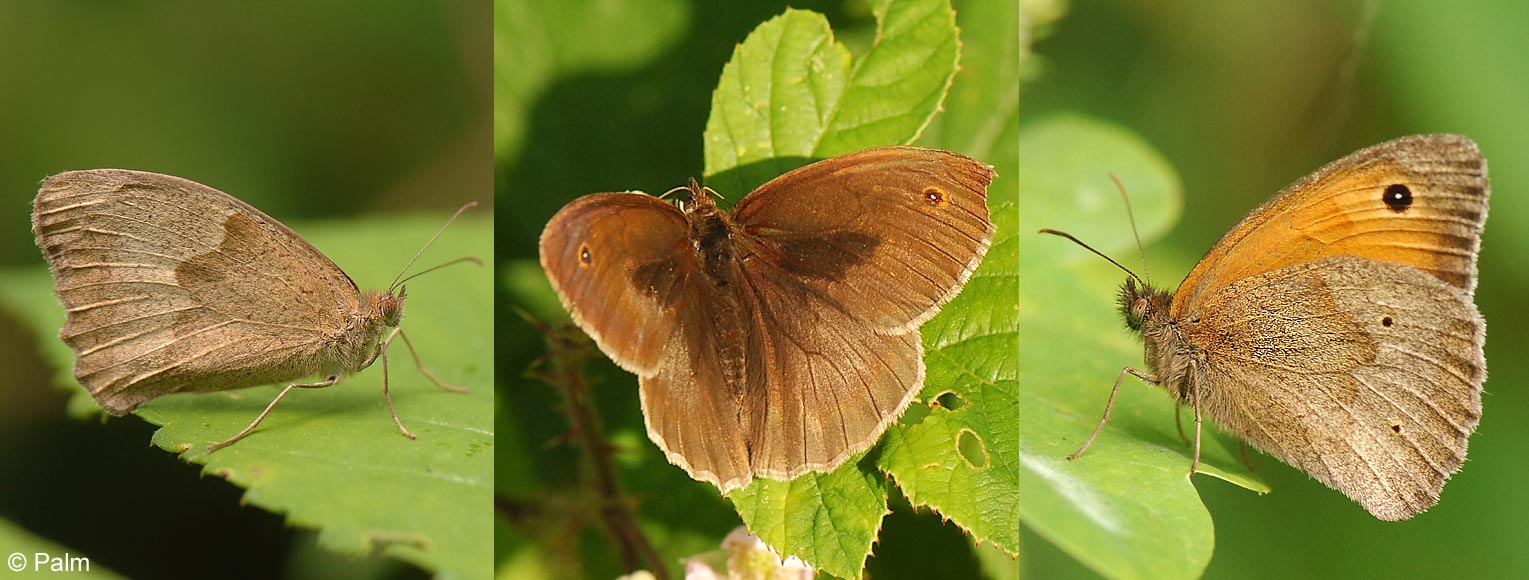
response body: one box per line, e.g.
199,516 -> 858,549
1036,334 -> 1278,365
542,323 -> 670,580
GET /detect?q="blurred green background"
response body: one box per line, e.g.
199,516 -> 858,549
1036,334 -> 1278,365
1023,0 -> 1529,578
496,0 -> 1013,578
0,2 -> 488,578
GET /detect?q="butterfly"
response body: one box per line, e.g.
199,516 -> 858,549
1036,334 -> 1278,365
540,146 -> 995,491
1059,134 -> 1488,520
33,169 -> 473,450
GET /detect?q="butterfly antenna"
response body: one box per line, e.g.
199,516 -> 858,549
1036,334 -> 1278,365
1038,229 -> 1148,289
661,179 -> 726,211
393,257 -> 483,290
702,183 -> 724,201
389,201 -> 479,293
657,183 -> 691,200
1111,173 -> 1152,285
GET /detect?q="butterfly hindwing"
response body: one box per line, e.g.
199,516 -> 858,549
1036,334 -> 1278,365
1187,256 -> 1483,520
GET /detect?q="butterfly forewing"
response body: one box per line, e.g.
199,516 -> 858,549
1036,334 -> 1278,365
540,193 -> 695,376
33,170 -> 360,413
732,147 -> 995,332
1173,134 -> 1488,317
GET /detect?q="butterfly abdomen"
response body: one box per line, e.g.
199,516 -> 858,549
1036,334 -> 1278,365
679,190 -> 754,404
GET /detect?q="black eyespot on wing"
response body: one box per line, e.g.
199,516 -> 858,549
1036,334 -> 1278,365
1382,316 -> 1394,327
921,186 -> 949,209
1383,184 -> 1413,212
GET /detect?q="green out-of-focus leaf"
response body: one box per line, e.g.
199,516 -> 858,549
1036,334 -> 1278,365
0,216 -> 493,580
0,518 -> 126,578
494,0 -> 688,164
1017,115 -> 1267,580
1019,114 -> 1180,254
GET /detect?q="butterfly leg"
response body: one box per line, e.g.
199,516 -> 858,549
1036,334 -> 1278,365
1174,405 -> 1190,445
208,376 -> 340,451
1237,440 -> 1257,473
380,328 -> 418,440
1067,366 -> 1156,460
1189,360 -> 1203,475
398,328 -> 470,393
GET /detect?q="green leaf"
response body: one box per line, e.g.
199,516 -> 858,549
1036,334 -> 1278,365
0,215 -> 493,580
729,467 -> 889,579
1017,115 -> 1267,580
878,0 -> 1020,556
703,0 -> 962,195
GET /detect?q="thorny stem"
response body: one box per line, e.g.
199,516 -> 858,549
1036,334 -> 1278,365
536,321 -> 669,580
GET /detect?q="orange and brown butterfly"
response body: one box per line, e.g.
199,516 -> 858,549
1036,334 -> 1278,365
1057,134 -> 1488,521
540,146 -> 996,491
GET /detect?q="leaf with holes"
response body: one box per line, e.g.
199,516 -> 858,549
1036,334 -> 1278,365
703,0 -> 1020,574
703,0 -> 962,195
876,0 -> 1019,556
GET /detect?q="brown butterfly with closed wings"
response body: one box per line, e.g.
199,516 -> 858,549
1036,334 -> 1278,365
33,169 -> 471,450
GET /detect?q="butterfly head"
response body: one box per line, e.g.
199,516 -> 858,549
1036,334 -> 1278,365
358,289 -> 406,332
343,290 -> 405,374
1118,277 -> 1169,332
1037,228 -> 1164,331
665,178 -> 724,215
379,287 -> 405,328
